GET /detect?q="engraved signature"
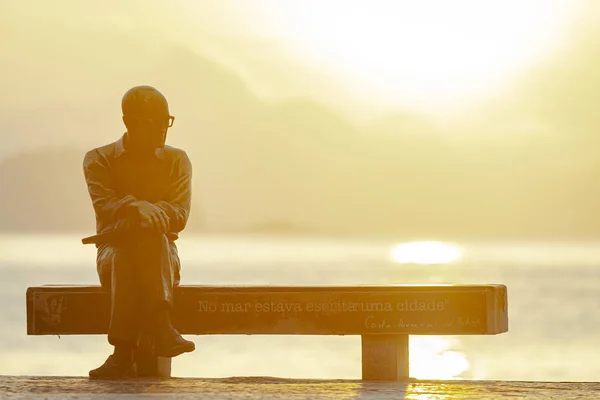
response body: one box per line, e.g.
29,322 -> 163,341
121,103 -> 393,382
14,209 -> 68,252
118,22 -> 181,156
364,315 -> 481,330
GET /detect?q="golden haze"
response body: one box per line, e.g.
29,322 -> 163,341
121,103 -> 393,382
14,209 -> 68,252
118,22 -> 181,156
0,1 -> 598,239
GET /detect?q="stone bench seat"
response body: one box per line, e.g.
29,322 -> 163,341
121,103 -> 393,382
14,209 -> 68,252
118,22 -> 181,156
26,284 -> 508,381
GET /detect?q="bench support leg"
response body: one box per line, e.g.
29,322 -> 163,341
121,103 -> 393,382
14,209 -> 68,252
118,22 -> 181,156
361,334 -> 409,381
135,335 -> 172,378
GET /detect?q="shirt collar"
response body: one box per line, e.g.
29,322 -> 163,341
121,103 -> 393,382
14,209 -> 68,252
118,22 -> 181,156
114,133 -> 165,160
114,134 -> 126,158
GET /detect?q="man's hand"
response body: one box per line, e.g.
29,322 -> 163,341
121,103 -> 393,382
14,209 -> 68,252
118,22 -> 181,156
115,217 -> 134,230
133,200 -> 170,232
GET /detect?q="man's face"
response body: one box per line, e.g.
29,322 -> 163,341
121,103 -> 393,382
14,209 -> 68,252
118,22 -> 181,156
125,110 -> 174,150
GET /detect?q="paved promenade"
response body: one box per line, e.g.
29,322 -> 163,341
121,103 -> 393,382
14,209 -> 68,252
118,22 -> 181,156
2,376 -> 600,399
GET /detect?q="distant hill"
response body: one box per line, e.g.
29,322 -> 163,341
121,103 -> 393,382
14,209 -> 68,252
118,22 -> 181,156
0,148 -> 91,232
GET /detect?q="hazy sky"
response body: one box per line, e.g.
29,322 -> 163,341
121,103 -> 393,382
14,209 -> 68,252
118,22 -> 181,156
203,0 -> 585,115
1,0 -> 589,121
2,0 -> 600,238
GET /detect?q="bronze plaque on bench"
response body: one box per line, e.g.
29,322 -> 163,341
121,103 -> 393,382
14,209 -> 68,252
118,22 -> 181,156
175,287 -> 493,335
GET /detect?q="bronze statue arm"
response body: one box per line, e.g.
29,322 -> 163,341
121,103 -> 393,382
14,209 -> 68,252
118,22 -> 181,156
154,150 -> 192,233
82,149 -> 137,226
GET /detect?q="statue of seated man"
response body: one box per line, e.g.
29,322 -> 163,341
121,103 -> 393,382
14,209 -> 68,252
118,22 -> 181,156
82,85 -> 195,379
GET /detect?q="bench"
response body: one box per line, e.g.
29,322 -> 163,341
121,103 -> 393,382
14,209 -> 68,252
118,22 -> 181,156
26,284 -> 508,381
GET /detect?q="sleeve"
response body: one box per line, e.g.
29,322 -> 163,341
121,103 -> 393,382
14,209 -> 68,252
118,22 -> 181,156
82,149 -> 137,226
154,150 -> 192,233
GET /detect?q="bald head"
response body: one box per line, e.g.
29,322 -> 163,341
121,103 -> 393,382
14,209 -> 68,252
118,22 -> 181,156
121,85 -> 169,118
121,85 -> 172,151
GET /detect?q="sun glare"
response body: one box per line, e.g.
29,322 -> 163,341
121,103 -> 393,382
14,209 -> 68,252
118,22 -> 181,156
240,0 -> 584,113
410,337 -> 470,380
391,241 -> 462,264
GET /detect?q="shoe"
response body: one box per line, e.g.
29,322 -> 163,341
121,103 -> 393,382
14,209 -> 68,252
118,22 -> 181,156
154,328 -> 195,358
89,355 -> 137,379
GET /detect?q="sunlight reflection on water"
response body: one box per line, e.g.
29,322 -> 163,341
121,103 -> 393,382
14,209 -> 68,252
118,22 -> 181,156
390,241 -> 468,380
390,241 -> 463,265
410,337 -> 470,380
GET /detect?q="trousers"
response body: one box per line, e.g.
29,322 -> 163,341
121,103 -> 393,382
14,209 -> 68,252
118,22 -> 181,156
96,231 -> 181,347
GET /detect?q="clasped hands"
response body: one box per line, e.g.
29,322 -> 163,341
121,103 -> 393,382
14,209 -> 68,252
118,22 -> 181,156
115,200 -> 170,232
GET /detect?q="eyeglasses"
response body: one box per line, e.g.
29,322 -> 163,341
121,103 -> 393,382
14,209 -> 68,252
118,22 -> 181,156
127,115 -> 175,128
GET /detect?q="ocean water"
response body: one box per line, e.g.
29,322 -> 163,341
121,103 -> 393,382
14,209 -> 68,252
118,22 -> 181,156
1,234 -> 599,382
